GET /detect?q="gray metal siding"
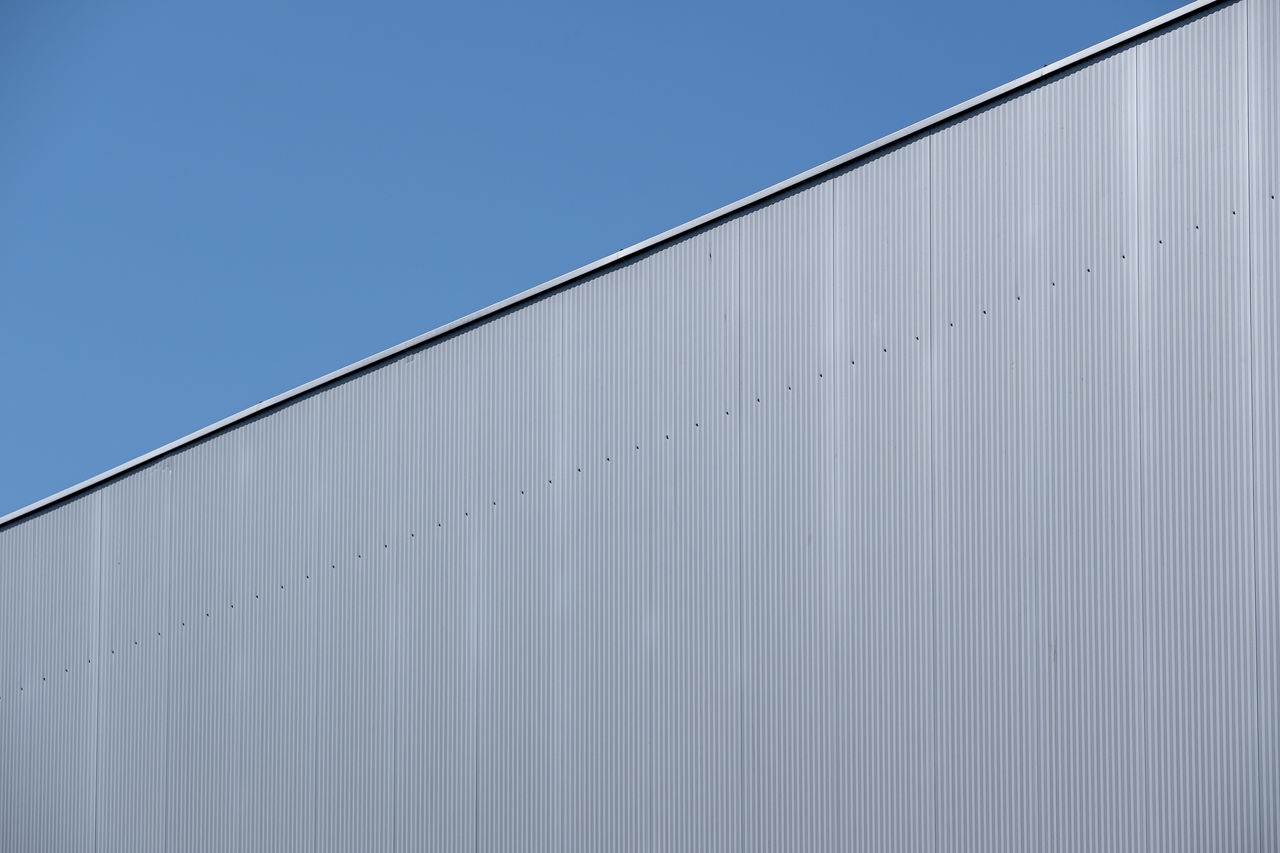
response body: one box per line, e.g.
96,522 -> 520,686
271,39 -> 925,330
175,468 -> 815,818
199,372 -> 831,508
1,498 -> 99,853
738,180 -> 839,852
1137,6 -> 1260,849
929,39 -> 1149,850
2,1 -> 1276,850
832,139 -> 936,851
1249,3 -> 1280,850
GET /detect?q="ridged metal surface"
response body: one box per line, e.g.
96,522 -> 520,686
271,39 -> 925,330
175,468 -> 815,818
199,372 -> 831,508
832,139 -> 935,851
929,40 -> 1146,850
738,179 -> 839,851
1248,0 -> 1279,849
1136,5 -> 1260,849
2,1 -> 1276,849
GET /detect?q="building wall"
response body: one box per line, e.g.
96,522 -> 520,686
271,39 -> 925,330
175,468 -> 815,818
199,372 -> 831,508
1,1 -> 1275,849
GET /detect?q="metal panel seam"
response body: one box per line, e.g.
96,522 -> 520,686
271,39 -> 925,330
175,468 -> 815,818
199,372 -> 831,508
926,131 -> 939,853
392,533 -> 400,853
1131,45 -> 1154,849
1244,0 -> 1264,840
91,495 -> 103,853
467,470 -> 480,853
162,473 -> 174,850
734,215 -> 746,851
310,576 -> 320,853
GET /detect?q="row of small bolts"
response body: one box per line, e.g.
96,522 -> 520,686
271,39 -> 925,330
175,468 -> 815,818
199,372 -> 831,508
0,410 -> 735,699
7,204 -> 1270,701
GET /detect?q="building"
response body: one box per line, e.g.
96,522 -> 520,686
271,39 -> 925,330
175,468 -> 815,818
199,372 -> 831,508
2,0 -> 1276,849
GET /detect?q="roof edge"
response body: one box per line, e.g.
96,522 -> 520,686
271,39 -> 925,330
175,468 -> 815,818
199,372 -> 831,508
0,0 -> 1229,530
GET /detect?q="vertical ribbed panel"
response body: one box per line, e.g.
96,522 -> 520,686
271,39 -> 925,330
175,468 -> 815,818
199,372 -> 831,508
1029,48 -> 1148,851
1247,0 -> 1279,848
166,436 -> 236,850
550,224 -> 742,852
393,338 -> 476,852
472,294 -> 567,852
242,397 -> 319,853
0,497 -> 98,852
0,526 -> 29,853
931,89 -> 1055,853
96,467 -> 170,853
1136,5 -> 1259,850
0,2 -> 1274,850
560,258 -> 654,853
738,181 -> 841,851
168,399 -> 321,853
831,141 -> 934,852
930,36 -> 1150,849
641,227 -> 742,853
313,367 -> 398,852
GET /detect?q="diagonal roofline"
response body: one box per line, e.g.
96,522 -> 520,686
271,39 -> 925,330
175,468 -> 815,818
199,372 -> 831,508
0,0 -> 1230,530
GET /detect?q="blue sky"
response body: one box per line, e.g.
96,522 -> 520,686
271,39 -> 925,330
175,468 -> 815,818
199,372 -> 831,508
1,0 -> 1185,517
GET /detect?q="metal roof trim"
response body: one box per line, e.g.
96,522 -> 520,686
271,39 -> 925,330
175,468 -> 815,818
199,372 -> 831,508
0,0 -> 1229,529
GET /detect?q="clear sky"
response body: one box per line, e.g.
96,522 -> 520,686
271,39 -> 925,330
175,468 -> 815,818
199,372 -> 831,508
2,0 -> 1186,517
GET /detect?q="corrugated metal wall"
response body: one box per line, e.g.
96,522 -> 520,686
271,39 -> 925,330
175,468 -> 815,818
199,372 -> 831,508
2,1 -> 1275,849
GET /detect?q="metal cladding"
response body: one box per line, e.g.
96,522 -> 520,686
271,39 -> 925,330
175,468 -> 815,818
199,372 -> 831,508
1,0 -> 1276,849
